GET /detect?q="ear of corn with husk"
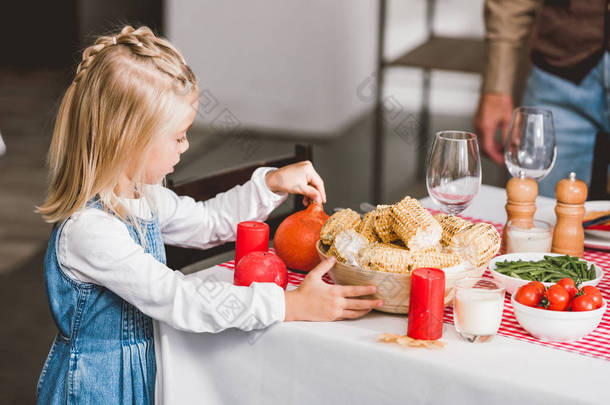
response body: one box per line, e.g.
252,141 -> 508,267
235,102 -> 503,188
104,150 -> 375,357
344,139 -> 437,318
357,243 -> 462,273
356,211 -> 379,243
407,249 -> 462,270
319,196 -> 499,273
434,213 -> 473,246
327,243 -> 346,263
357,244 -> 413,273
330,229 -> 370,266
391,197 -> 442,250
373,205 -> 400,243
449,222 -> 500,268
320,208 -> 361,245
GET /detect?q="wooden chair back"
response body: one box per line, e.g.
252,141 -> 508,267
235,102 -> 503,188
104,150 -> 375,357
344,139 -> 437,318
165,144 -> 312,269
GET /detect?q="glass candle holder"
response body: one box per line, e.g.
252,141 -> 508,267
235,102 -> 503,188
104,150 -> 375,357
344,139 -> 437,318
505,219 -> 553,253
453,277 -> 505,343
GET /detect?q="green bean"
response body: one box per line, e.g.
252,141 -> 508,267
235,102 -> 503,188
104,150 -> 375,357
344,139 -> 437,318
563,268 -> 580,279
588,265 -> 596,280
500,267 -> 545,274
492,255 -> 595,283
579,263 -> 587,279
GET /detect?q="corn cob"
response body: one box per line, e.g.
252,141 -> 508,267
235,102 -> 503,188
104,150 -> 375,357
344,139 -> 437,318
415,242 -> 442,254
327,243 -> 346,263
373,205 -> 400,243
358,244 -> 412,273
357,243 -> 461,273
391,197 -> 442,250
332,229 -> 370,265
356,211 -> 379,243
450,222 -> 500,268
383,241 -> 409,251
319,208 -> 361,246
434,213 -> 473,246
407,249 -> 462,269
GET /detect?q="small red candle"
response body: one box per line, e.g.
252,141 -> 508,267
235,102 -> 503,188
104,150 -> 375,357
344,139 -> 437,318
235,221 -> 269,266
407,267 -> 445,340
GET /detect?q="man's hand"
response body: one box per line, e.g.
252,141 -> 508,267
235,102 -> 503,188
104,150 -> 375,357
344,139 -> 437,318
474,92 -> 514,165
265,161 -> 326,206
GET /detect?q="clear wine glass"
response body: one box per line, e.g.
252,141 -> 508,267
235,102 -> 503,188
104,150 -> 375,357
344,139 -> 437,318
426,131 -> 482,215
504,107 -> 556,181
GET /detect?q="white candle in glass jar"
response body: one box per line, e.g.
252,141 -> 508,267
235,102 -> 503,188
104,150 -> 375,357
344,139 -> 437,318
506,220 -> 552,253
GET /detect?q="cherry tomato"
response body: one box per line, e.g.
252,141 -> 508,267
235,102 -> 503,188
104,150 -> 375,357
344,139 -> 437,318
528,281 -> 546,297
571,295 -> 596,312
515,284 -> 541,307
557,278 -> 577,300
545,284 -> 570,311
580,286 -> 604,309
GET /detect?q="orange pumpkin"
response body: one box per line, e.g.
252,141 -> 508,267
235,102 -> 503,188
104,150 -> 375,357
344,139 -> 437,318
273,203 -> 330,272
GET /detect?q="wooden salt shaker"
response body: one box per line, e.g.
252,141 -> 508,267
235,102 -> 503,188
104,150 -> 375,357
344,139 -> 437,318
502,171 -> 538,253
552,172 -> 587,257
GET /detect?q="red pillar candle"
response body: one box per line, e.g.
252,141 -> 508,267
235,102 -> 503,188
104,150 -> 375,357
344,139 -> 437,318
235,221 -> 269,266
407,267 -> 445,340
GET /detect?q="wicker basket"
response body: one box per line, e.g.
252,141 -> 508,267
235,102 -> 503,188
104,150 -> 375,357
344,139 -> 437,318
317,241 -> 485,314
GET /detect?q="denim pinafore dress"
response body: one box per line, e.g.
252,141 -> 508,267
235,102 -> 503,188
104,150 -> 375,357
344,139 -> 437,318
36,203 -> 165,405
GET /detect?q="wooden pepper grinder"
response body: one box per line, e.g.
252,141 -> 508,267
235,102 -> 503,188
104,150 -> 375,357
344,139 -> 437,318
552,172 -> 587,257
502,171 -> 538,253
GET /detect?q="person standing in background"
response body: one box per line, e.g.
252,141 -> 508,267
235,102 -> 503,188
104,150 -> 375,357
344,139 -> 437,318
474,0 -> 610,197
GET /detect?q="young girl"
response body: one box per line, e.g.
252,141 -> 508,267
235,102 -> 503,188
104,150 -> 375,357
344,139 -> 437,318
35,26 -> 381,405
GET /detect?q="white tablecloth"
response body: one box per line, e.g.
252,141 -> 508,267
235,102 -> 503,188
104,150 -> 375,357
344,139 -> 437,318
154,185 -> 610,405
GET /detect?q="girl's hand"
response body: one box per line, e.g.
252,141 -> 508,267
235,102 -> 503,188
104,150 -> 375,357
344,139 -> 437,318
265,161 -> 326,206
284,257 -> 383,321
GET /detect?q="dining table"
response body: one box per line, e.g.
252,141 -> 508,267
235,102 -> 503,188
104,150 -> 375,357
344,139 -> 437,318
154,184 -> 610,405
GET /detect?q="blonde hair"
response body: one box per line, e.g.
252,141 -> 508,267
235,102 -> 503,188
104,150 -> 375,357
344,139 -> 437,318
37,25 -> 197,225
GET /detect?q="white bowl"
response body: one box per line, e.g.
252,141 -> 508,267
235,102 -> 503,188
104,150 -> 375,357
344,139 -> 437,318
489,252 -> 603,295
511,295 -> 606,342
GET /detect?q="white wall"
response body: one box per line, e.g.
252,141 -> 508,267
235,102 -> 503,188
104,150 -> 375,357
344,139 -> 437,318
166,0 -> 378,134
384,0 -> 485,117
166,0 -> 485,134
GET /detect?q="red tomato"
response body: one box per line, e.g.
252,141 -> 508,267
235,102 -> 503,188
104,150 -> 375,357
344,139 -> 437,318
557,278 -> 578,300
545,284 -> 570,311
528,281 -> 546,297
580,286 -> 604,309
515,284 -> 541,307
571,295 -> 596,312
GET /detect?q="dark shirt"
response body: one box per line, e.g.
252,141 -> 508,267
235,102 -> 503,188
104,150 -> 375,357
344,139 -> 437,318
483,0 -> 610,93
532,0 -> 608,83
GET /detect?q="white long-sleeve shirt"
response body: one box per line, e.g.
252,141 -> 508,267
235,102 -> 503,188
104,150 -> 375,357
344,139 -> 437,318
57,167 -> 289,333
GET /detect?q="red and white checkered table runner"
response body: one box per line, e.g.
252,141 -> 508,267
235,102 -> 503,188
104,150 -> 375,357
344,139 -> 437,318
218,215 -> 610,361
446,215 -> 610,361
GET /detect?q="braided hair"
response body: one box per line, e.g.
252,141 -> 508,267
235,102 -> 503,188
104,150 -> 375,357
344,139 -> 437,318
38,25 -> 198,226
73,26 -> 194,87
